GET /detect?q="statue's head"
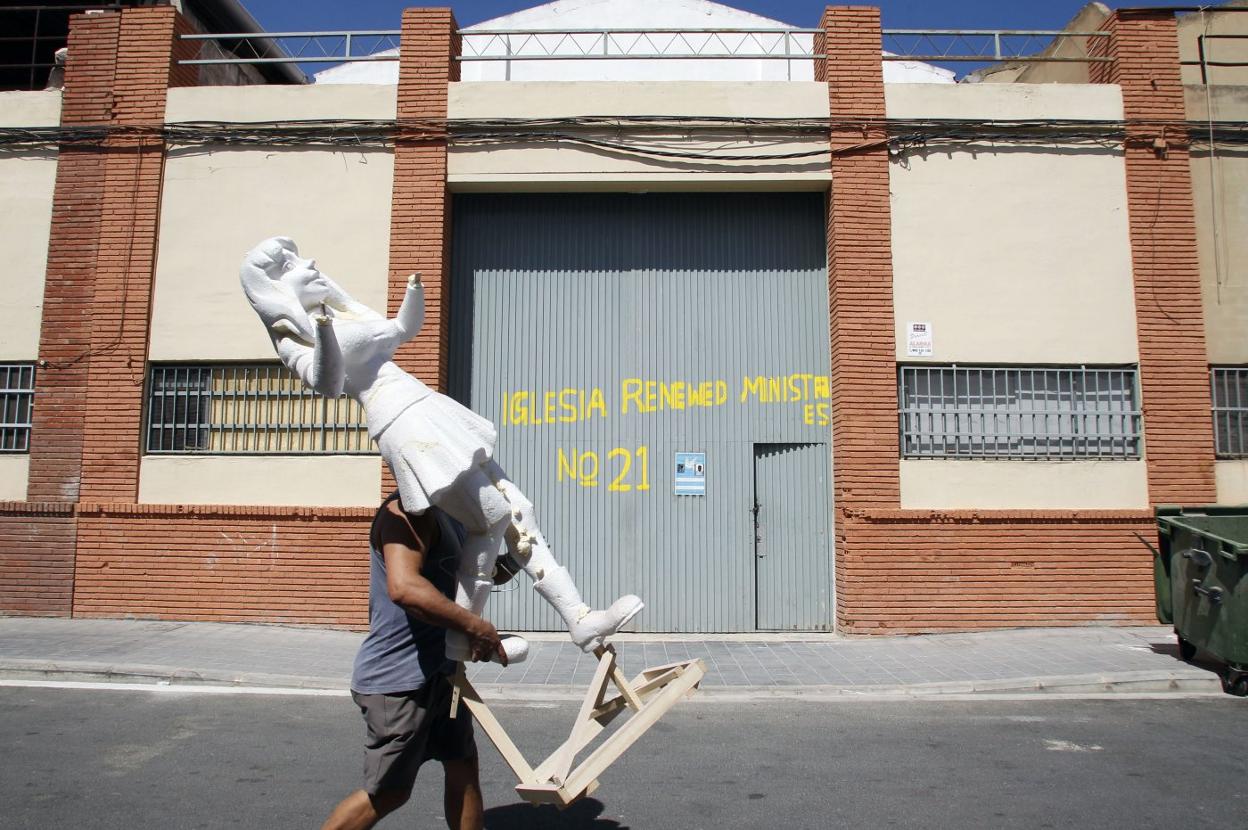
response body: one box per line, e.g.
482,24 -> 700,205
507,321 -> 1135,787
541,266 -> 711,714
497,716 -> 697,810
240,236 -> 325,343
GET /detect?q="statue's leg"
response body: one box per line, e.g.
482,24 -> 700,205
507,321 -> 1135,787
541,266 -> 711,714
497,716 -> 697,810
484,462 -> 644,652
437,469 -> 529,665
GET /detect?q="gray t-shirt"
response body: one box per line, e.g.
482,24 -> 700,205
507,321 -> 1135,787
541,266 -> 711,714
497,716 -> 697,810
350,499 -> 463,694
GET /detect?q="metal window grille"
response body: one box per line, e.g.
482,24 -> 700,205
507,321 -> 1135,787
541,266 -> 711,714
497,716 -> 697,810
1211,367 -> 1248,459
146,364 -> 373,455
898,365 -> 1141,460
0,363 -> 36,453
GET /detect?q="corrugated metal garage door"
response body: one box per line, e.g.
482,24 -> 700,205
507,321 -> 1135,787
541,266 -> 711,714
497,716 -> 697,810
449,193 -> 832,632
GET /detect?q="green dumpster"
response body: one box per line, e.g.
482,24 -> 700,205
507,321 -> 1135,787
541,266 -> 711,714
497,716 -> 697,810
1154,506 -> 1248,696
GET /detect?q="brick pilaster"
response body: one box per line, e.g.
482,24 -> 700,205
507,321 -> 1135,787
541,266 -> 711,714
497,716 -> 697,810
388,8 -> 458,392
819,7 -> 901,629
27,11 -> 120,504
1091,12 -> 1217,505
384,8 -> 458,498
78,6 -> 190,502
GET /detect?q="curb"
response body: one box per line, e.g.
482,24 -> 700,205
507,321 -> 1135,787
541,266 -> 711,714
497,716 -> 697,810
0,659 -> 343,691
0,659 -> 1225,699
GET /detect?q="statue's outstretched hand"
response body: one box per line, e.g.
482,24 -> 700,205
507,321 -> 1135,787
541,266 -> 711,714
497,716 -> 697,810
467,618 -> 508,666
407,273 -> 422,290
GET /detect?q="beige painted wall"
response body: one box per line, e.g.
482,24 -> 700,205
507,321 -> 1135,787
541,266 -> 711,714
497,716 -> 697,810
165,84 -> 396,122
0,92 -> 61,360
151,146 -> 394,360
887,84 -> 1138,363
0,455 -> 29,502
1216,460 -> 1248,505
139,455 -> 382,506
900,459 -> 1150,510
0,90 -> 60,128
1187,85 -> 1248,363
448,82 -> 830,189
152,86 -> 397,360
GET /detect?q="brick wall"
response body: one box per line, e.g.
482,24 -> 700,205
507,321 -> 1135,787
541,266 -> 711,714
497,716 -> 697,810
842,510 -> 1155,632
820,8 -> 905,631
1092,11 -> 1217,505
80,6 -> 185,503
0,503 -> 77,616
26,11 -> 120,506
383,7 -> 458,498
7,12 -> 123,614
72,504 -> 372,627
388,7 -> 458,394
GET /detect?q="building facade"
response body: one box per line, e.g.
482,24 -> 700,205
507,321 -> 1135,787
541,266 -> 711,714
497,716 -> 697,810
0,1 -> 1245,633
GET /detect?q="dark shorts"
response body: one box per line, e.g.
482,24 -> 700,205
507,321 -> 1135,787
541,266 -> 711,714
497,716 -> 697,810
351,672 -> 476,796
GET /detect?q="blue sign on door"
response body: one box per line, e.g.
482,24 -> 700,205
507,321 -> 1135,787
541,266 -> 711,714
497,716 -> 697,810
674,452 -> 706,496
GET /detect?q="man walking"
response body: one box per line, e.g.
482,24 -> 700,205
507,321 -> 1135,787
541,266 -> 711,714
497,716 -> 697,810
322,493 -> 509,830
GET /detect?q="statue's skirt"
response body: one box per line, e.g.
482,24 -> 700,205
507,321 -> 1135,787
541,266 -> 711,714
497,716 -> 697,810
375,392 -> 498,515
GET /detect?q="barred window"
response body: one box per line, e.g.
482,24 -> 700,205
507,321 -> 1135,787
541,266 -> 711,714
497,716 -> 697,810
1,363 -> 35,453
899,365 -> 1141,460
1212,366 -> 1247,459
146,364 -> 372,454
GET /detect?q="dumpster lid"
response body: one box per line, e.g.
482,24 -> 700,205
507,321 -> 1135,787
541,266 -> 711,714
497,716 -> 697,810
1156,505 -> 1248,557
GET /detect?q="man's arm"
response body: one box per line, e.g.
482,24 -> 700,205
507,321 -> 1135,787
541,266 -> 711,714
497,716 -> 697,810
377,502 -> 508,664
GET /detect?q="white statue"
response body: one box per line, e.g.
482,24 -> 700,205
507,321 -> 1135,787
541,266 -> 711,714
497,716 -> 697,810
240,237 -> 643,664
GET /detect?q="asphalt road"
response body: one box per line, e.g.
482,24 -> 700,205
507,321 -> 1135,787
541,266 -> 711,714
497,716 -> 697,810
1,686 -> 1245,829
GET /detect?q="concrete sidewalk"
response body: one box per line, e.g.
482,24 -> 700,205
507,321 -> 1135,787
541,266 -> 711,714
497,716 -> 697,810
0,617 -> 1225,697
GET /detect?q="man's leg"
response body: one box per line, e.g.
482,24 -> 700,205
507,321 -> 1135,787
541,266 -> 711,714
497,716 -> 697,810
443,756 -> 484,830
321,787 -> 410,830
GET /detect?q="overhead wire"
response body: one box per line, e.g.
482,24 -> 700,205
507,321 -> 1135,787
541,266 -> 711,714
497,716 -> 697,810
3,116 -> 1246,160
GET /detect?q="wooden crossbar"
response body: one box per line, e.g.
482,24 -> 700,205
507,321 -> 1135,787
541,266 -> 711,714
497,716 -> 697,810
450,644 -> 705,807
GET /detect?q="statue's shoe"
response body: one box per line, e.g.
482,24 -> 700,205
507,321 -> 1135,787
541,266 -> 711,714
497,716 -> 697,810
532,565 -> 645,653
568,595 -> 645,653
445,631 -> 530,665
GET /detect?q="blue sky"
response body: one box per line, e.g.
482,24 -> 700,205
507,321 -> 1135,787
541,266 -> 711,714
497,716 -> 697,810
238,1 -> 1195,32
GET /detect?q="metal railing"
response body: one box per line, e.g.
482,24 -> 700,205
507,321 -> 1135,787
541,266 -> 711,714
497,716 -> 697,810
457,28 -> 824,61
881,29 -> 1110,63
175,27 -> 1121,71
898,365 -> 1141,460
178,30 -> 400,66
1212,367 -> 1248,459
146,364 -> 372,455
0,363 -> 35,453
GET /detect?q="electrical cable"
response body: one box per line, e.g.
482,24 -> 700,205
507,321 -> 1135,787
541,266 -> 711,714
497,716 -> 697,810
4,116 -> 1248,160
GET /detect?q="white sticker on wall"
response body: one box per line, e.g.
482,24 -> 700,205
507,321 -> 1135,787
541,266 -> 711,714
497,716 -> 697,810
906,322 -> 933,357
674,452 -> 706,496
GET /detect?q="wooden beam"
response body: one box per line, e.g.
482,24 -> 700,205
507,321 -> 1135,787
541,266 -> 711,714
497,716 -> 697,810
541,645 -> 618,783
450,667 -> 537,784
558,659 -> 706,799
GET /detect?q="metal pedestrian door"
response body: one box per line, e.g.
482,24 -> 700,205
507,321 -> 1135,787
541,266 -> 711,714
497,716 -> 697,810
754,443 -> 833,630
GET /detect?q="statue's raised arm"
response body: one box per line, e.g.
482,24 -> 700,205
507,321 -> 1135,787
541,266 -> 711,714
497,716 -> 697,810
393,273 -> 425,341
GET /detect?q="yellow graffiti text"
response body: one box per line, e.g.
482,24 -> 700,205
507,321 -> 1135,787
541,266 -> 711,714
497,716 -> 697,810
739,374 -> 831,404
503,387 -> 608,426
557,446 -> 650,492
620,379 -> 728,415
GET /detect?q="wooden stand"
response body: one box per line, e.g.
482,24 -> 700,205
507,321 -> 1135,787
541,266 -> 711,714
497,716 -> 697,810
449,644 -> 705,807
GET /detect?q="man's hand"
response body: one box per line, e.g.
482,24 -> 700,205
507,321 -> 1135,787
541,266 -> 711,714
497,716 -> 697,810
466,618 -> 508,666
